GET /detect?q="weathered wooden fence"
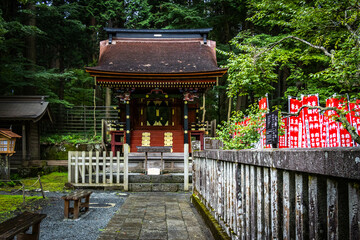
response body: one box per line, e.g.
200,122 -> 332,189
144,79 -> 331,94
42,105 -> 118,137
68,144 -> 129,190
193,148 -> 360,239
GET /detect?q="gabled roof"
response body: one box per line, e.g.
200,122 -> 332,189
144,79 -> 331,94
0,129 -> 21,139
86,39 -> 225,74
0,96 -> 52,122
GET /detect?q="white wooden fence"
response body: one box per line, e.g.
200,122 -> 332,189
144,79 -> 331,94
68,144 -> 129,190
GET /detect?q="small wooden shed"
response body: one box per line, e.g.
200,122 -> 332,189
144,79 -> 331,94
0,96 -> 52,168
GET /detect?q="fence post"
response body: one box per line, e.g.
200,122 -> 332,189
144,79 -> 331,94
184,143 -> 189,191
124,144 -> 129,191
68,151 -> 71,183
75,151 -> 79,184
82,151 -> 86,184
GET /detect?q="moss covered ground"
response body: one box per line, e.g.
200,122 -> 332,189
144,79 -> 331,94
0,172 -> 68,192
0,195 -> 45,222
0,172 -> 68,222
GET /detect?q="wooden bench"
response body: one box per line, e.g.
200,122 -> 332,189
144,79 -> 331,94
61,190 -> 92,219
136,146 -> 172,174
0,211 -> 47,240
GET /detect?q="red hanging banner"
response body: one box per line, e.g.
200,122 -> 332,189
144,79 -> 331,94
326,98 -> 340,147
349,100 -> 360,146
259,97 -> 270,148
302,95 -> 321,148
288,98 -> 302,148
279,118 -> 288,148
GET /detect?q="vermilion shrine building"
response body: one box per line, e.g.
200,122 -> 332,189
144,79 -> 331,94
86,28 -> 226,153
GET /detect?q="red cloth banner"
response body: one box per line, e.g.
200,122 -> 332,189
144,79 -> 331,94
326,98 -> 340,147
320,114 -> 329,147
288,98 -> 302,148
259,97 -> 270,148
279,118 -> 288,148
302,95 -> 321,148
259,97 -> 267,110
349,100 -> 360,146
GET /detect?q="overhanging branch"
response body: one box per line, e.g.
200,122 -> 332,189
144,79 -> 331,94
253,36 -> 333,63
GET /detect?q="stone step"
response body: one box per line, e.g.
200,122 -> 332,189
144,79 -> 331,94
128,183 -> 192,192
129,174 -> 192,183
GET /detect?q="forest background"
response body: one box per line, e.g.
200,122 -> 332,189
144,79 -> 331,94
0,0 -> 359,124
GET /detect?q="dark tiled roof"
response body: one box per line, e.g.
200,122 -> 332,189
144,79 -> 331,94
86,39 -> 224,74
0,96 -> 50,122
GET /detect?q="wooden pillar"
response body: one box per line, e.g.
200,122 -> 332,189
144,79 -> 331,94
184,143 -> 189,191
22,124 -> 26,161
126,100 -> 131,145
184,100 -> 188,144
105,87 -> 111,119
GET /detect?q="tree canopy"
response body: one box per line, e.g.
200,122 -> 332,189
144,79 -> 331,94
221,0 -> 360,108
0,0 -> 358,122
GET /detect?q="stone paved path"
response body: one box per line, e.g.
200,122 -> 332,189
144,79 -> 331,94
97,192 -> 214,240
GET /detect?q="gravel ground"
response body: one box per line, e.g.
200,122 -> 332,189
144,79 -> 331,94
38,190 -> 127,240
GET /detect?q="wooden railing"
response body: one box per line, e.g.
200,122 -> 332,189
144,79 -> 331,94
193,148 -> 360,239
68,144 -> 129,190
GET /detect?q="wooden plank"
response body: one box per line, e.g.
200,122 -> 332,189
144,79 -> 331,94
245,164 -> 250,239
348,182 -> 360,240
124,144 -> 129,191
309,175 -> 319,240
237,164 -> 245,240
271,168 -> 279,239
327,179 -> 338,240
263,167 -> 270,239
257,166 -> 263,239
103,151 -> 106,184
109,151 -> 113,184
283,171 -> 290,240
81,151 -> 85,184
75,151 -> 79,184
96,151 -> 99,184
116,151 -> 120,184
250,165 -> 256,238
232,162 -> 237,234
89,151 -> 93,184
217,160 -> 223,221
224,162 -> 228,228
295,174 -> 304,240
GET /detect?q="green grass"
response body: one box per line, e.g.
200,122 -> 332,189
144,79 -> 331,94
0,172 -> 68,192
0,195 -> 44,222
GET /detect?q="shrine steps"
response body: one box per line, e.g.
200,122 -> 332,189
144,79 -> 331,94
76,173 -> 192,192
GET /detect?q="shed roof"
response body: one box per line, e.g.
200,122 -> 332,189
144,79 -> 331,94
0,96 -> 51,122
86,39 -> 224,74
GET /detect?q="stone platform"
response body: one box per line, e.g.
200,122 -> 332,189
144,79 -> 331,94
97,192 -> 213,240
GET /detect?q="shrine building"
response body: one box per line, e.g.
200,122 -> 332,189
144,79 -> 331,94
86,28 -> 227,153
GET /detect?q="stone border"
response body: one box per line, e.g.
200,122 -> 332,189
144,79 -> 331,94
191,193 -> 230,240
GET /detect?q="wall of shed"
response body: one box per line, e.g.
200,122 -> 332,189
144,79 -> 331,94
29,121 -> 40,160
192,148 -> 360,239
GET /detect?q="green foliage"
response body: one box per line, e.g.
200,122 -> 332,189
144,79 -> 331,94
40,133 -> 101,145
216,104 -> 266,150
221,0 -> 360,108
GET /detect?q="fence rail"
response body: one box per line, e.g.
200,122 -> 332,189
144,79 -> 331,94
68,144 -> 129,190
193,148 -> 360,239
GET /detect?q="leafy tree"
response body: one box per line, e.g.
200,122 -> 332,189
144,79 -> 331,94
221,0 -> 360,108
